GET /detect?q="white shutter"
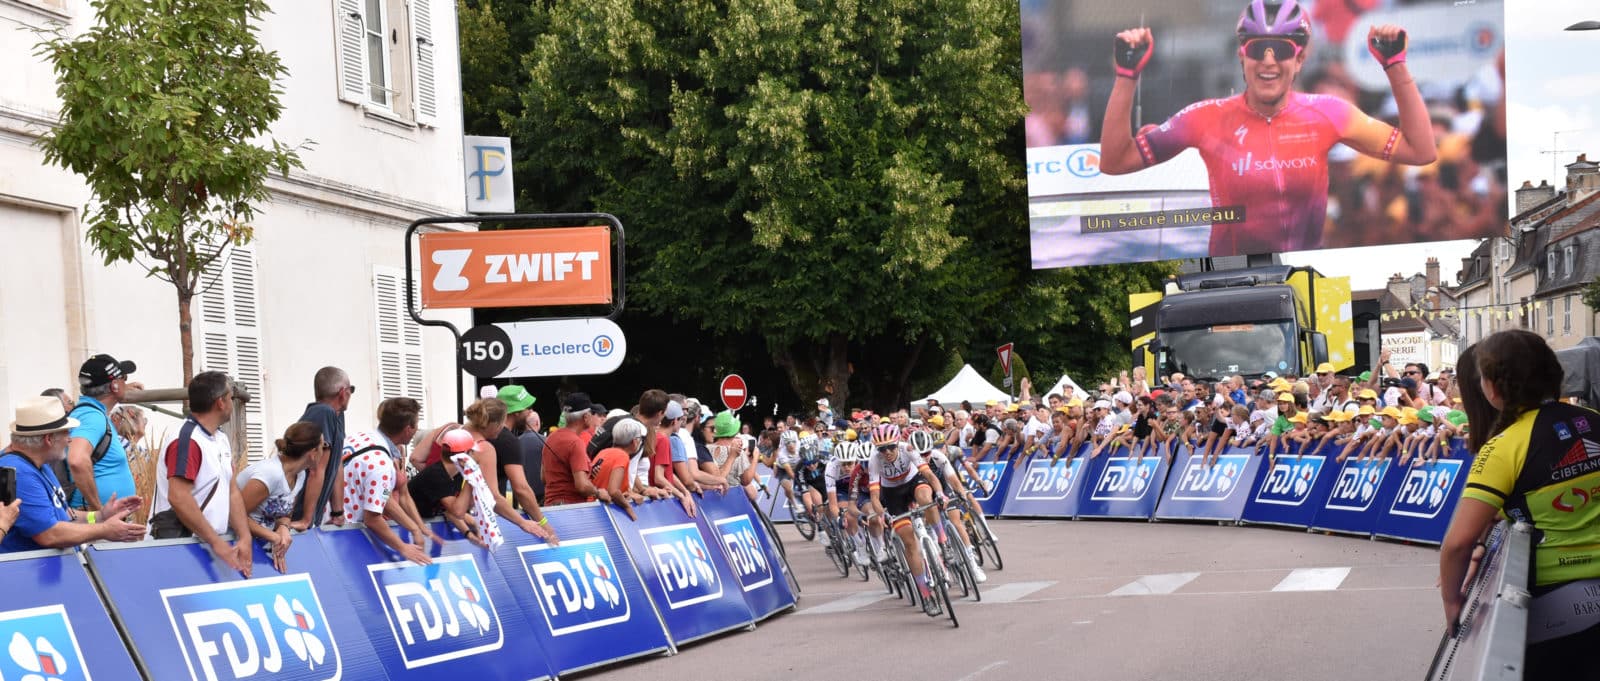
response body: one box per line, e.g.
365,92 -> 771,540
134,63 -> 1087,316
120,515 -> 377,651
196,246 -> 269,463
373,267 -> 427,421
410,0 -> 438,126
335,0 -> 368,104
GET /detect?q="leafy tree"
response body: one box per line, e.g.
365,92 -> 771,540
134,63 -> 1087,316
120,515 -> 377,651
471,0 -> 1172,411
1584,276 -> 1600,314
38,0 -> 303,381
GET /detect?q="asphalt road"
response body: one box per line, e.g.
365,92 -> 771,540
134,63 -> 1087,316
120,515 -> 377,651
590,519 -> 1445,681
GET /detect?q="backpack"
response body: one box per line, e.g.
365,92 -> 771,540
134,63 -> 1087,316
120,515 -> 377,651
57,402 -> 114,509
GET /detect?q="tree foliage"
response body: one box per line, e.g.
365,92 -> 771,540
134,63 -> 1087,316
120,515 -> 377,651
1584,276 -> 1600,314
38,0 -> 303,380
467,0 -> 1171,411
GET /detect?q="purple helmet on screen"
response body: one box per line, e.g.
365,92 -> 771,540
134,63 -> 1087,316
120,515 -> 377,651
1237,0 -> 1310,41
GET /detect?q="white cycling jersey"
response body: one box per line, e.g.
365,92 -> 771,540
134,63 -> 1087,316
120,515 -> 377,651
868,445 -> 927,489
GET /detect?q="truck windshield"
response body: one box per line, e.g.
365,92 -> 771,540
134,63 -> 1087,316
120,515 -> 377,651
1161,322 -> 1295,380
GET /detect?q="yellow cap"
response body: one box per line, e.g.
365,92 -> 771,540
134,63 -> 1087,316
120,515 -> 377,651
1359,405 -> 1375,416
928,414 -> 945,427
1277,392 -> 1294,402
844,429 -> 857,441
879,416 -> 892,424
1066,398 -> 1084,408
1315,362 -> 1336,374
1270,378 -> 1292,390
1055,406 -> 1073,415
1401,407 -> 1419,419
1359,389 -> 1379,400
1289,413 -> 1308,424
985,400 -> 998,407
1326,410 -> 1351,422
1005,404 -> 1019,413
1380,407 -> 1404,420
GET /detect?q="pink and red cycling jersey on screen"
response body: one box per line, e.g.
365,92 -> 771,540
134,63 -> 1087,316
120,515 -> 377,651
1134,92 -> 1401,255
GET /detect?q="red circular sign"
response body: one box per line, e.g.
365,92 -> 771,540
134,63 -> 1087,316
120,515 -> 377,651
720,374 -> 748,411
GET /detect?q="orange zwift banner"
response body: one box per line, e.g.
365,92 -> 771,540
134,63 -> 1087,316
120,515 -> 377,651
419,227 -> 613,309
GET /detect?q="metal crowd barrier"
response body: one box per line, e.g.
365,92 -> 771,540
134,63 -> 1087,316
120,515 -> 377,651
1426,520 -> 1531,681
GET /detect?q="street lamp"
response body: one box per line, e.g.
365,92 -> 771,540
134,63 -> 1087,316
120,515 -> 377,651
1567,20 -> 1600,31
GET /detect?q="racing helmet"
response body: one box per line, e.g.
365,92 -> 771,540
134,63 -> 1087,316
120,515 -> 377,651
840,442 -> 865,462
906,429 -> 938,455
870,423 -> 900,447
1236,0 -> 1309,41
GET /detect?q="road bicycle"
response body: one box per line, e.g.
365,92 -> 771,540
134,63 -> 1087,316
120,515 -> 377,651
889,502 -> 959,627
949,491 -> 1003,572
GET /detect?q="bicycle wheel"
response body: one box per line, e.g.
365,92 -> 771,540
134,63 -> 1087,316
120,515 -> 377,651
918,534 -> 945,616
963,514 -> 985,568
755,506 -> 801,595
936,567 -> 959,628
824,519 -> 850,577
942,521 -> 978,601
872,532 -> 896,594
793,494 -> 817,541
889,534 -> 916,605
975,512 -> 1003,571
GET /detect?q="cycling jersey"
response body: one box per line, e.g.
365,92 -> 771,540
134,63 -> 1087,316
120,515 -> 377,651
1135,92 -> 1400,255
868,445 -> 930,490
1464,403 -> 1600,586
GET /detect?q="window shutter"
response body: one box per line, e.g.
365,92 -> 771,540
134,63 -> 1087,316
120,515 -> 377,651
335,0 -> 367,104
373,267 -> 427,421
410,0 -> 438,126
196,246 -> 269,463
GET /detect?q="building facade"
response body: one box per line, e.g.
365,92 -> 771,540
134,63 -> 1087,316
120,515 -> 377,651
0,0 -> 470,458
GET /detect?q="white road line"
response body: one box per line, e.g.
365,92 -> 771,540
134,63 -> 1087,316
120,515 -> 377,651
980,580 -> 1057,603
1272,567 -> 1352,592
954,660 -> 1009,681
1108,572 -> 1201,596
800,591 -> 893,615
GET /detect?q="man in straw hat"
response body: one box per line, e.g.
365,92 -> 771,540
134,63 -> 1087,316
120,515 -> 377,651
1,396 -> 144,553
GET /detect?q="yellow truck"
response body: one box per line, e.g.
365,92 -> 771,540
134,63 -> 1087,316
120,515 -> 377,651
1129,266 -> 1356,381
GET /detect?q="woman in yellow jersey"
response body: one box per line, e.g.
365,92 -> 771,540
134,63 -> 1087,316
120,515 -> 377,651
1441,330 -> 1598,677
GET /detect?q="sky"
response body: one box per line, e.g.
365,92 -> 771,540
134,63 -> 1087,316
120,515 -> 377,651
1281,0 -> 1600,290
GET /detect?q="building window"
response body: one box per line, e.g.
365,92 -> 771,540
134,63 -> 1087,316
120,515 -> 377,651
1566,246 -> 1576,279
335,0 -> 438,125
1566,295 -> 1573,335
373,267 -> 426,421
1475,312 -> 1482,343
1548,299 -> 1556,335
1549,252 -> 1559,279
196,246 -> 268,463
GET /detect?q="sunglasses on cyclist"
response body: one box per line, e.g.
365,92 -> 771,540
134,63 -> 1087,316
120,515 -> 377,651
1238,37 -> 1304,62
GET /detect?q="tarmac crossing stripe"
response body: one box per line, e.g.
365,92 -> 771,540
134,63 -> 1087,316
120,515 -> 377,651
799,591 -> 895,615
1271,567 -> 1351,592
1108,572 -> 1201,596
979,581 -> 1057,603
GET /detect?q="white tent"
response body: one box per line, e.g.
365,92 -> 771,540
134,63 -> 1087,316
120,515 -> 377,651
1040,373 -> 1091,402
912,364 -> 1011,411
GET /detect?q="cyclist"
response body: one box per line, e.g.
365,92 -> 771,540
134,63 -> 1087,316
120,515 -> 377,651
825,441 -> 871,566
1098,0 -> 1436,255
910,429 -> 988,584
796,423 -> 828,538
867,423 -> 946,615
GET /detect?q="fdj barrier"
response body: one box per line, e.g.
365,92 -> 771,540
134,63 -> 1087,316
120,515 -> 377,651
1000,446 -> 1090,518
605,496 -> 759,645
753,463 -> 794,523
694,489 -> 798,621
0,549 -> 140,681
1239,445 -> 1340,529
1155,446 -> 1264,523
1077,447 -> 1171,520
959,456 -> 1013,517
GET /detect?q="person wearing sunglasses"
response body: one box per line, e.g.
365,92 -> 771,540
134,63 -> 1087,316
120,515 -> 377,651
1097,0 -> 1435,256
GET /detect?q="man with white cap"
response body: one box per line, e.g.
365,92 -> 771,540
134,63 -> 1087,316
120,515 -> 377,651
1,397 -> 144,553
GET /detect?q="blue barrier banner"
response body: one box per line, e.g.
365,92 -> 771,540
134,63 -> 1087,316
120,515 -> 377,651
1155,447 -> 1264,522
1076,450 -> 1170,520
697,489 -> 798,620
753,463 -> 794,523
1372,456 -> 1471,545
1239,446 -> 1341,529
959,454 -> 1012,518
313,524 -> 552,681
492,503 -> 670,676
1311,455 -> 1397,536
0,550 -> 140,681
607,498 -> 756,645
999,447 -> 1089,518
88,537 -> 388,681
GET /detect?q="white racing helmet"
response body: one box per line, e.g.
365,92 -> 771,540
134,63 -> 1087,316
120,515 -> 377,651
906,429 -> 938,455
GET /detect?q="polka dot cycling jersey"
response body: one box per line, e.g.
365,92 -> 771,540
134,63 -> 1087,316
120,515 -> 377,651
1135,92 -> 1400,256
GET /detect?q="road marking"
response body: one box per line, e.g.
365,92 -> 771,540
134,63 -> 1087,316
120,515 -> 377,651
800,591 -> 893,615
954,660 -> 1009,681
980,580 -> 1057,603
1272,567 -> 1351,592
1108,572 -> 1201,596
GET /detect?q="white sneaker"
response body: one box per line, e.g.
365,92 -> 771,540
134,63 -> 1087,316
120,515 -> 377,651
970,561 -> 988,584
819,532 -> 831,548
873,545 -> 889,562
854,547 -> 869,565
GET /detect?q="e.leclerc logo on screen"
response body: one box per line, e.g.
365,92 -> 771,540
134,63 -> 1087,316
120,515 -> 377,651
1388,459 -> 1463,519
366,553 -> 503,669
1254,455 -> 1325,506
0,605 -> 91,681
1015,458 -> 1080,501
1090,456 -> 1161,501
1067,148 -> 1100,178
160,574 -> 340,681
639,523 -> 722,609
1171,454 -> 1249,501
714,515 -> 774,592
519,536 -> 630,636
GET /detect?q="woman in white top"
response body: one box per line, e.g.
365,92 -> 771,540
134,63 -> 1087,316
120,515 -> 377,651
236,421 -> 319,573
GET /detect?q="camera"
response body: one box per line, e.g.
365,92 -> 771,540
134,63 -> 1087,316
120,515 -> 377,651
1380,377 -> 1404,389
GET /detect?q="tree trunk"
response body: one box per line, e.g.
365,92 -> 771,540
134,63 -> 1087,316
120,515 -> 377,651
818,332 -> 850,415
177,289 -> 195,383
889,335 -> 928,409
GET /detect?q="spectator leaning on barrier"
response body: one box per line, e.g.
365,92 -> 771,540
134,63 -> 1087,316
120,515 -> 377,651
341,397 -> 439,566
463,398 -> 557,543
543,393 -> 603,506
297,366 -> 350,528
590,418 -> 647,520
237,421 -> 320,573
0,397 -> 144,553
498,385 -> 545,507
147,372 -> 253,576
66,354 -> 142,512
1441,332 -> 1600,677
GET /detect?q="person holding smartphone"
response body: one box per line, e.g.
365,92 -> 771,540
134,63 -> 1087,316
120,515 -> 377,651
0,498 -> 18,543
1,397 -> 144,554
